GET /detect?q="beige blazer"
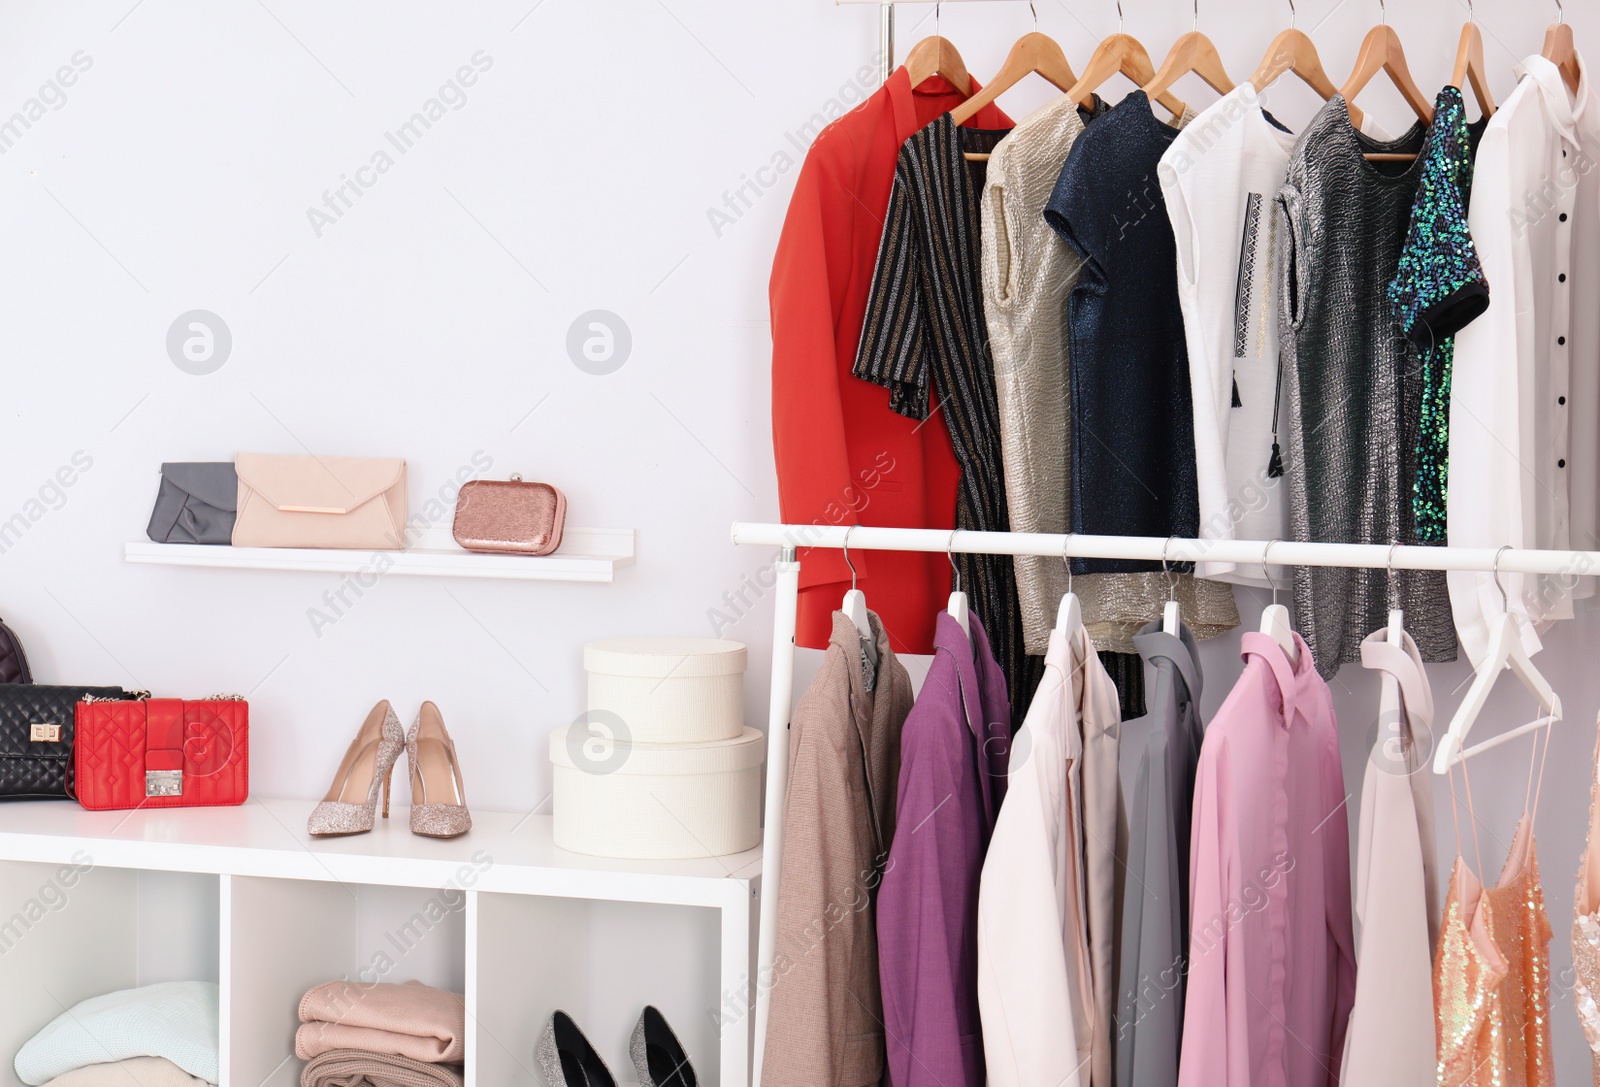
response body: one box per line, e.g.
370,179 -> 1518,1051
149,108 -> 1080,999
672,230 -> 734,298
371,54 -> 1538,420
762,610 -> 913,1087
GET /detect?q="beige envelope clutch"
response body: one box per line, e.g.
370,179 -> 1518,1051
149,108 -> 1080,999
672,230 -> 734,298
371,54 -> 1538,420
233,453 -> 408,550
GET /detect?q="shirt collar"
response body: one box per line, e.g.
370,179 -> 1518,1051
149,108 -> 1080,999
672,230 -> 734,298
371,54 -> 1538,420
1132,620 -> 1202,703
886,65 -> 1005,144
1517,51 -> 1591,145
1239,631 -> 1313,728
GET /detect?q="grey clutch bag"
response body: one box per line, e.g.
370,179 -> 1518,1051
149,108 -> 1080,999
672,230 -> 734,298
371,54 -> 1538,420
146,462 -> 238,545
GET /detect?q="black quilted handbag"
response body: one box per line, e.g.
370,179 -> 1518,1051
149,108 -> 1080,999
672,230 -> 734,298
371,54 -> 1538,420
0,618 -> 31,685
0,683 -> 131,799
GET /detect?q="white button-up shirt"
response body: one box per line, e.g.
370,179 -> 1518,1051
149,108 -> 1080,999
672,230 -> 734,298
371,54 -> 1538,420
1448,52 -> 1600,664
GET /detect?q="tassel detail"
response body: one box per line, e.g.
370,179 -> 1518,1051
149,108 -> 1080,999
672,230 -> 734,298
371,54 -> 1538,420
1231,375 -> 1242,408
1267,441 -> 1285,478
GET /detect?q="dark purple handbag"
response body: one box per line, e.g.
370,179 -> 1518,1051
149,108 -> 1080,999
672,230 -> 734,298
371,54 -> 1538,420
0,618 -> 33,685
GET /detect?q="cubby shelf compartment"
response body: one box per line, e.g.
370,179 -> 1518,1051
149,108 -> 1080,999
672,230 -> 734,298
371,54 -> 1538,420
123,527 -> 636,584
0,799 -> 760,1087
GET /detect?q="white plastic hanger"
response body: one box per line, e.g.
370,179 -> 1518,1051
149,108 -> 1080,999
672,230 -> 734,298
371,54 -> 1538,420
840,525 -> 872,641
1161,537 -> 1181,636
946,531 -> 970,639
1258,539 -> 1298,663
1433,546 -> 1563,774
1055,536 -> 1083,638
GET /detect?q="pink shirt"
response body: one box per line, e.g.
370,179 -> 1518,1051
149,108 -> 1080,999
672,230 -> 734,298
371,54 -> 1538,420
1177,632 -> 1356,1087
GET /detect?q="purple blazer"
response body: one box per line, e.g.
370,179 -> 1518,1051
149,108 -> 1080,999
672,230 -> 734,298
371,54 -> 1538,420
877,611 -> 1012,1087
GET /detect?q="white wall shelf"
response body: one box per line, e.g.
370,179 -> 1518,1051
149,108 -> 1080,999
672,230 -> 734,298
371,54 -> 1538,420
0,798 -> 758,1087
123,527 -> 636,584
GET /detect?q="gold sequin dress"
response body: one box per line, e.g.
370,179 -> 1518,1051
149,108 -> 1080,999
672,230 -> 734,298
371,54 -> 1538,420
1435,858 -> 1508,1086
1483,817 -> 1554,1087
1573,720 -> 1600,1084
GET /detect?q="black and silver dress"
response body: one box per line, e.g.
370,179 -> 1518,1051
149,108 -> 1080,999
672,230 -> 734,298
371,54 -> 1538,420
1277,95 -> 1458,677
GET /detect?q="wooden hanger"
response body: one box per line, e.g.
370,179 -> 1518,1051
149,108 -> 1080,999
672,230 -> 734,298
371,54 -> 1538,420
905,34 -> 973,97
1340,13 -> 1434,128
1433,548 -> 1563,773
949,31 -> 1081,127
1544,1 -> 1580,95
1451,8 -> 1495,118
1143,1 -> 1234,103
1064,33 -> 1186,119
1251,0 -> 1365,130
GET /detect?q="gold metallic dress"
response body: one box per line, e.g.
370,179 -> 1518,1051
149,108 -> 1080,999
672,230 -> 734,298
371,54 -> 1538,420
1482,818 -> 1553,1087
1434,819 -> 1554,1087
1573,721 -> 1600,1084
1435,859 -> 1508,1086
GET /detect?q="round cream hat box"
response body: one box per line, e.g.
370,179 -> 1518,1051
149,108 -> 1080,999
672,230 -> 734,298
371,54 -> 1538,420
584,637 -> 747,744
549,721 -> 764,859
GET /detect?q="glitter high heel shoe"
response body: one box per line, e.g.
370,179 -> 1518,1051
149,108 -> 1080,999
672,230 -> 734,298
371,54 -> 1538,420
536,1010 -> 616,1087
307,700 -> 404,836
631,1006 -> 698,1087
407,701 -> 471,838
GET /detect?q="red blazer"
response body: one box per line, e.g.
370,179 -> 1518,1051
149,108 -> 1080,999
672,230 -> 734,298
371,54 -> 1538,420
770,68 -> 1010,655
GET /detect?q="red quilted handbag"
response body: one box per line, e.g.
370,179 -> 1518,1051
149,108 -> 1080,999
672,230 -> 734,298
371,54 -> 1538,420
74,696 -> 248,810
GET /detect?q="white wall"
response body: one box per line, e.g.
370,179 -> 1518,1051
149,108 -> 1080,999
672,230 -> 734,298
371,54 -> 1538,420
2,0 -> 1599,1078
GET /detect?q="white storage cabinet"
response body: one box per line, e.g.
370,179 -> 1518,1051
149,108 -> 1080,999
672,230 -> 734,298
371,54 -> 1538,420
0,800 -> 760,1087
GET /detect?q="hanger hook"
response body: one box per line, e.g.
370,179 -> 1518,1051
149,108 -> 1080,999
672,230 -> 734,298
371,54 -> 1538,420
1493,545 -> 1512,611
1030,0 -> 1038,31
842,524 -> 859,593
947,529 -> 961,595
1288,0 -> 1297,29
1386,540 -> 1400,611
1162,535 -> 1179,602
935,0 -> 941,37
1262,539 -> 1281,607
1467,0 -> 1474,24
1116,0 -> 1124,34
1379,0 -> 1386,26
1556,0 -> 1564,24
1062,534 -> 1074,595
1193,0 -> 1198,32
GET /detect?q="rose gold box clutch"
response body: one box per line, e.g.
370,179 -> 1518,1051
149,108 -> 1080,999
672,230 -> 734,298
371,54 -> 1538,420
452,476 -> 567,556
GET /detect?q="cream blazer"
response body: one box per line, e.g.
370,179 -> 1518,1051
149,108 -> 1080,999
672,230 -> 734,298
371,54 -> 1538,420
978,624 -> 1121,1087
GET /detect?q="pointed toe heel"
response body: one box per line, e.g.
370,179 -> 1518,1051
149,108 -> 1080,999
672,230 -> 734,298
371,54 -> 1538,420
536,1010 -> 616,1087
307,700 -> 404,837
632,1006 -> 698,1087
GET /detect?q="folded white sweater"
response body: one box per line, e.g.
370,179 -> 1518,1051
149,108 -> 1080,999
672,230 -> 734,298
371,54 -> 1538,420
14,981 -> 218,1086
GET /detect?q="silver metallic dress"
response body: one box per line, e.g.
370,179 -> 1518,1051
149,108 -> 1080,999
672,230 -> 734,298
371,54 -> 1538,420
1276,95 -> 1458,677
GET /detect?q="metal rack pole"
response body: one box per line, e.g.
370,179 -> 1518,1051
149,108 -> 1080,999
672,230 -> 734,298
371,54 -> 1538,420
750,547 -> 799,1087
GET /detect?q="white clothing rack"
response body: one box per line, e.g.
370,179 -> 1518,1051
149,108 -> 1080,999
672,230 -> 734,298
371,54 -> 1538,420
735,521 -> 1600,1085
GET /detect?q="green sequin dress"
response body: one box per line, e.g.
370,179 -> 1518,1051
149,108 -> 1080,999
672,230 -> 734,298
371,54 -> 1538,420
1387,85 -> 1490,543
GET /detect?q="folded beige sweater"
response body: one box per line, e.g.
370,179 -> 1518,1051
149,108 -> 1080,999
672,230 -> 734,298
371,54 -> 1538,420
300,1050 -> 462,1087
296,981 -> 464,1064
43,1057 -> 211,1086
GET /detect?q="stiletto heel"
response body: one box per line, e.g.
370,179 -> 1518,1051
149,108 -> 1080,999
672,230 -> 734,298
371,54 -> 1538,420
407,701 -> 471,838
307,701 -> 405,837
